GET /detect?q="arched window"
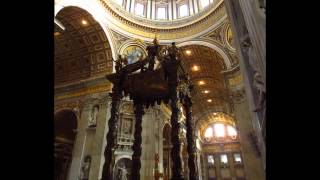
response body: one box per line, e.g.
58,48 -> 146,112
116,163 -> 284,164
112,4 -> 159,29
213,123 -> 225,137
135,3 -> 145,16
204,127 -> 213,138
178,4 -> 188,18
114,0 -> 124,6
227,125 -> 237,137
202,122 -> 238,143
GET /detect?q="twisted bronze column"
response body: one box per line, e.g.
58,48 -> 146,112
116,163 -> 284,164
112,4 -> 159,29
170,88 -> 184,180
131,101 -> 144,180
101,81 -> 122,180
184,97 -> 198,180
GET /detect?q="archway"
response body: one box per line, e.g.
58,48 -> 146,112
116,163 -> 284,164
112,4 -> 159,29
54,109 -> 78,180
163,123 -> 172,180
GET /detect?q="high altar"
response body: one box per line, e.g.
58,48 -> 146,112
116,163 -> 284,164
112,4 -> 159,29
101,39 -> 198,180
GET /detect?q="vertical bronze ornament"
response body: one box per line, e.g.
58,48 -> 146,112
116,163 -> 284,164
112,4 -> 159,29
131,101 -> 144,180
184,97 -> 198,180
170,87 -> 184,180
102,77 -> 122,180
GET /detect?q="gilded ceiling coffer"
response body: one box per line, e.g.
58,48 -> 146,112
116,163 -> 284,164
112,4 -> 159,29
101,38 -> 198,180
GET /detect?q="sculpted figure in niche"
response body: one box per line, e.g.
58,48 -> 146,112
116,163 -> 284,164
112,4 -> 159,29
116,164 -> 128,180
242,38 -> 266,112
88,105 -> 99,127
79,155 -> 91,180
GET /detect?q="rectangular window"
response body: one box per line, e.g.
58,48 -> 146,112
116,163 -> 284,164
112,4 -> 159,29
157,7 -> 166,19
200,0 -> 210,8
207,155 -> 214,165
135,3 -> 145,16
114,0 -> 123,6
220,154 -> 228,164
179,4 -> 188,17
234,153 -> 242,163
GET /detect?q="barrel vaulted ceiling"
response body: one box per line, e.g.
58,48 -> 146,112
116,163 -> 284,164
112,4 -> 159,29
55,6 -> 113,86
179,45 -> 232,121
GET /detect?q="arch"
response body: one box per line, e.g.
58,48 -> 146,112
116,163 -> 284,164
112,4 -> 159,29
161,121 -> 171,130
223,23 -> 237,52
54,107 -> 78,116
55,1 -> 117,61
115,155 -> 132,165
196,111 -> 236,133
54,109 -> 78,140
54,109 -> 78,180
177,39 -> 233,70
118,39 -> 148,55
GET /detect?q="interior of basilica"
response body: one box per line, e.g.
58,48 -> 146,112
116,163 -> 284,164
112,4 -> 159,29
54,0 -> 265,179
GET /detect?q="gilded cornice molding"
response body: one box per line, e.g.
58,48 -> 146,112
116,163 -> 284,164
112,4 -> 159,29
98,0 -> 227,40
54,82 -> 112,101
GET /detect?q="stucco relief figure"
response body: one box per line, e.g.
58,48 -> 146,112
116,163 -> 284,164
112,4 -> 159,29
116,164 -> 128,180
88,105 -> 99,127
242,38 -> 266,112
79,155 -> 91,180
